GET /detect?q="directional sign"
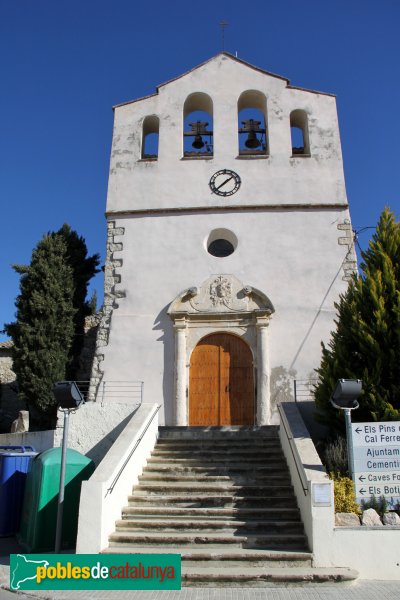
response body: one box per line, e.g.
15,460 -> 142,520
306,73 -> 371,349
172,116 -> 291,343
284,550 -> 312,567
355,480 -> 400,500
354,472 -> 400,485
352,422 -> 400,447
353,446 -> 400,472
350,421 -> 400,509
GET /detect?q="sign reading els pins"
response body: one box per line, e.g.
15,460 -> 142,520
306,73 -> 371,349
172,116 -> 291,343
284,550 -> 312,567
351,422 -> 400,509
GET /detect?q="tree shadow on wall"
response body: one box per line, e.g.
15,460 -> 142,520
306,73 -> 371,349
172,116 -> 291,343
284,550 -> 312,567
85,408 -> 140,466
153,303 -> 174,425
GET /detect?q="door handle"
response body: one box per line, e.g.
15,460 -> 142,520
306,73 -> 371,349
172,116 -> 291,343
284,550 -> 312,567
225,385 -> 231,392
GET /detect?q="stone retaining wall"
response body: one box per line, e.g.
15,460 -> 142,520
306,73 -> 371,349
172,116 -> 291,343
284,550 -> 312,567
0,343 -> 25,433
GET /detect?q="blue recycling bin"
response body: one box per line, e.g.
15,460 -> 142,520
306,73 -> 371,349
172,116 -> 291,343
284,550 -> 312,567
0,446 -> 37,536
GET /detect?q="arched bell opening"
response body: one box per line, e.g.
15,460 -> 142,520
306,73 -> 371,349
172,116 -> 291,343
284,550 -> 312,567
141,115 -> 160,160
237,90 -> 268,156
183,92 -> 213,157
290,109 -> 310,156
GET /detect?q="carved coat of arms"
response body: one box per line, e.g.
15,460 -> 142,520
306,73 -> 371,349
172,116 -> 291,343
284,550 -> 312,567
210,276 -> 232,307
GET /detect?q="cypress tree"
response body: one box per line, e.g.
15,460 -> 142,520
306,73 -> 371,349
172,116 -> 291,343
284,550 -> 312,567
5,233 -> 76,427
56,224 -> 100,379
5,226 -> 100,428
315,207 -> 400,434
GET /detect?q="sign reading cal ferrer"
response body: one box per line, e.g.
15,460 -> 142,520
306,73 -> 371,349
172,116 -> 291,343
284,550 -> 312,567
352,421 -> 400,509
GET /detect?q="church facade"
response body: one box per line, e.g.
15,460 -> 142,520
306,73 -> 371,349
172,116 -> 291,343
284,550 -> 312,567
89,52 -> 356,426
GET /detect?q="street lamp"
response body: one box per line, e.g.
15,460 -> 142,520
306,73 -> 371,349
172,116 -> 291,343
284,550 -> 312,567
53,381 -> 84,553
330,379 -> 362,478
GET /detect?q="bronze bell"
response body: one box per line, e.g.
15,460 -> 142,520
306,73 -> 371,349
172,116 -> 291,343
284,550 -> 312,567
192,134 -> 205,149
245,130 -> 261,149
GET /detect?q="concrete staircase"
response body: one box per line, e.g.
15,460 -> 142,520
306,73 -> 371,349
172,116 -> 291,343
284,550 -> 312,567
104,426 -> 357,586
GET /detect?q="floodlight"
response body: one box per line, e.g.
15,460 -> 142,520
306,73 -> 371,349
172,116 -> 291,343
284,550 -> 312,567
53,381 -> 83,409
330,378 -> 362,411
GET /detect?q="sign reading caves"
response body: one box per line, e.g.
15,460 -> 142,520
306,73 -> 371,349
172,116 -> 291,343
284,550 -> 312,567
351,421 -> 400,509
10,554 -> 181,591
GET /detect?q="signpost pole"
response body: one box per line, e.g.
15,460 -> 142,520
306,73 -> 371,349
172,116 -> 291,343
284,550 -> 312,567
344,408 -> 356,479
53,381 -> 84,553
55,409 -> 70,553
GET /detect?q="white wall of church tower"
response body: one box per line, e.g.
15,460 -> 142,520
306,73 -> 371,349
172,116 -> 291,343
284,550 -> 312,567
93,53 -> 356,425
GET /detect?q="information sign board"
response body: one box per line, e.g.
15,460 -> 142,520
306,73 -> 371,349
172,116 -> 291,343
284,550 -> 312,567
351,422 -> 400,509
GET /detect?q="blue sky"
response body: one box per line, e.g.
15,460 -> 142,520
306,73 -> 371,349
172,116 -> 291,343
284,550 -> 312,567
1,0 -> 399,341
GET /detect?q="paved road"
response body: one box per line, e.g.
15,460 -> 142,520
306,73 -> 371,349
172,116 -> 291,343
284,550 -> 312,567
1,575 -> 400,600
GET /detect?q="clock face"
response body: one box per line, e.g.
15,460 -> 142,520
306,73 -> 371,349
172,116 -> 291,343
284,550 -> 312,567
209,169 -> 241,197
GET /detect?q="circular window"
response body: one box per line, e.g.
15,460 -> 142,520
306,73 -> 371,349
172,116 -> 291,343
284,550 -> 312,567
206,228 -> 238,258
208,239 -> 234,257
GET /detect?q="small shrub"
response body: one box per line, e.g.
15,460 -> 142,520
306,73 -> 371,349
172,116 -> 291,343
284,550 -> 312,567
361,495 -> 388,518
324,437 -> 348,475
330,473 -> 361,514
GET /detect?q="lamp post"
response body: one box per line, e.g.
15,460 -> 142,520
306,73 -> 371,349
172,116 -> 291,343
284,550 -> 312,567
330,379 -> 362,479
53,381 -> 84,553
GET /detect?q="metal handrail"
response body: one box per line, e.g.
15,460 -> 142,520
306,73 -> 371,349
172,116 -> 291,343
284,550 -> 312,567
278,404 -> 309,496
100,380 -> 144,404
105,404 -> 161,497
74,381 -> 90,401
75,380 -> 144,404
293,379 -> 318,402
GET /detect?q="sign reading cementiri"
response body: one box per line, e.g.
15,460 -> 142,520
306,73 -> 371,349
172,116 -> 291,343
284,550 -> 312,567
10,554 -> 181,591
352,421 -> 400,509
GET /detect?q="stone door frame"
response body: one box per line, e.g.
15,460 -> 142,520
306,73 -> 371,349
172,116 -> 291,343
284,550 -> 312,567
168,275 -> 274,426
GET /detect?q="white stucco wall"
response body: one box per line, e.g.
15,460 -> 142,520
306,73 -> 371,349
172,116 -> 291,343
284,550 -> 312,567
100,208 -> 351,424
0,430 -> 55,453
76,403 -> 160,553
54,402 -> 139,465
0,402 -> 138,465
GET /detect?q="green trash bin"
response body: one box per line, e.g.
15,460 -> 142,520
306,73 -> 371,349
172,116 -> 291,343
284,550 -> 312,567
18,447 -> 95,552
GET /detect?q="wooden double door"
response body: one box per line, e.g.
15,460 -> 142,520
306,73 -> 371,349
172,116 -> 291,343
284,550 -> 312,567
189,333 -> 255,426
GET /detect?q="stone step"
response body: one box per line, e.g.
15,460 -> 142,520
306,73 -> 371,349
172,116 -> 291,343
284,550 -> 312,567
149,453 -> 284,462
146,461 -> 286,471
145,456 -> 286,466
128,494 -> 298,508
121,506 -> 301,519
122,505 -> 301,517
156,439 -> 282,449
155,442 -> 282,447
143,464 -> 287,474
115,519 -> 304,534
133,483 -> 294,496
102,547 -> 313,568
138,473 -> 291,484
108,531 -> 308,550
146,459 -> 288,470
181,550 -> 312,568
153,452 -> 283,460
151,448 -> 285,458
182,566 -> 359,587
158,426 -> 280,440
